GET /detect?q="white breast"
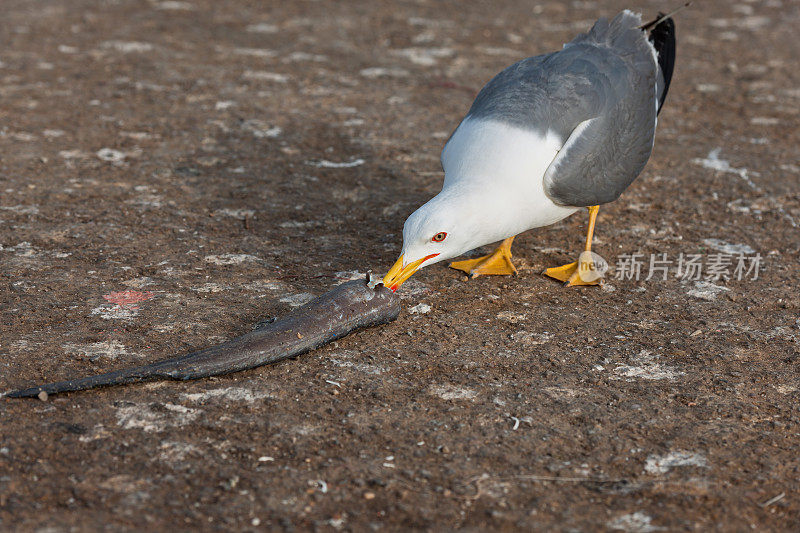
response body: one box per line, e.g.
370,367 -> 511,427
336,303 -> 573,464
441,117 -> 579,234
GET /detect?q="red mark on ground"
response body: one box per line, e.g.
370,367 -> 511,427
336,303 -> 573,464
103,290 -> 155,310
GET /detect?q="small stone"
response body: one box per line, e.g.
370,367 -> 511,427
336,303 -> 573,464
364,492 -> 376,500
38,391 -> 48,402
408,303 -> 431,314
96,148 -> 125,163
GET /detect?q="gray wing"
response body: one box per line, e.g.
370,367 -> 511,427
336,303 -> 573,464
464,11 -> 658,207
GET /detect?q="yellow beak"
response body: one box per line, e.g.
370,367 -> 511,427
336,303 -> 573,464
383,253 -> 439,292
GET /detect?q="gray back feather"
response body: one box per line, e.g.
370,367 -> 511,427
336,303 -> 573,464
454,11 -> 658,207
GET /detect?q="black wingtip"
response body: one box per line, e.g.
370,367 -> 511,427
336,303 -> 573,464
648,14 -> 677,113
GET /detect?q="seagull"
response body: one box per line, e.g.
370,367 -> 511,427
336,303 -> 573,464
383,9 -> 678,292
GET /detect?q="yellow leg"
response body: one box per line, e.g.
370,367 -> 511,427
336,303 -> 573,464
543,206 -> 603,287
450,236 -> 518,278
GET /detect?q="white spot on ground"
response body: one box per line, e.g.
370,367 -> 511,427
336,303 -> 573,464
204,253 -> 261,265
242,70 -> 288,83
334,270 -> 366,282
0,205 -> 39,215
2,242 -> 71,260
242,119 -> 281,138
232,47 -> 277,58
644,451 -> 708,474
101,41 -> 154,53
476,46 -> 522,56
215,100 -> 236,110
91,305 -> 138,320
359,67 -> 410,78
308,158 -> 365,168
215,208 -> 255,219
116,403 -> 201,432
329,351 -> 387,375
750,117 -> 780,126
5,242 -> 33,256
279,220 -> 320,229
429,384 -> 477,401
59,149 -> 90,159
391,47 -> 454,66
10,131 -> 37,141
181,387 -> 272,403
155,1 -> 194,10
282,52 -> 326,63
702,238 -> 755,255
608,512 -> 662,532
42,128 -> 65,137
614,350 -> 683,381
408,303 -> 431,315
246,23 -> 279,33
692,148 -> 749,176
190,282 -> 227,293
687,280 -> 730,301
63,340 -> 133,361
96,148 -> 126,163
709,16 -> 771,30
279,292 -> 314,307
696,83 -> 721,93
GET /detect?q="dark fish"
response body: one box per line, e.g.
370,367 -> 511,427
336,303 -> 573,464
6,277 -> 400,398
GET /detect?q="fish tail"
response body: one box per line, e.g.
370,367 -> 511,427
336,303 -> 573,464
4,358 -> 182,398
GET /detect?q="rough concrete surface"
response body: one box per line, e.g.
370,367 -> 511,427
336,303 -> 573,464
1,0 -> 798,531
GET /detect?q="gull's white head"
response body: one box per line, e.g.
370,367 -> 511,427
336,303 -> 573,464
383,187 -> 500,291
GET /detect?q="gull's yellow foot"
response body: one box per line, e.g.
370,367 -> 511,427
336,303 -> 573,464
543,251 -> 603,287
542,261 -> 578,282
450,241 -> 517,278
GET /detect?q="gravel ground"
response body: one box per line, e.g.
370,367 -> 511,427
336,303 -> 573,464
1,0 -> 798,531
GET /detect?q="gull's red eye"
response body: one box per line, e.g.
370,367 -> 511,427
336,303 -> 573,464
432,232 -> 447,242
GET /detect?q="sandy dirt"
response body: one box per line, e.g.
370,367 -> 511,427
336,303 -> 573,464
1,0 -> 798,531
